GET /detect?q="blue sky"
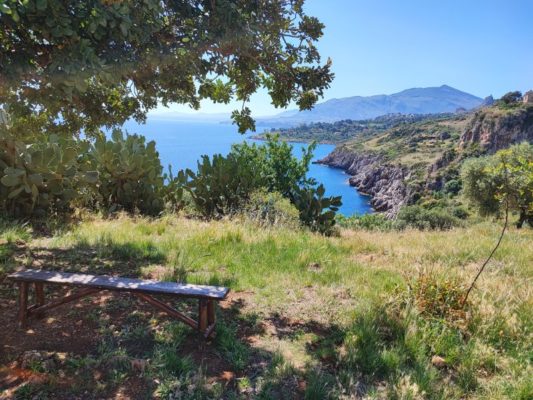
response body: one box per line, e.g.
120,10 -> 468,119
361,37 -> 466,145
151,0 -> 533,117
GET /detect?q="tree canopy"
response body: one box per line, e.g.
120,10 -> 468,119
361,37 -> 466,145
461,143 -> 533,228
0,0 -> 333,134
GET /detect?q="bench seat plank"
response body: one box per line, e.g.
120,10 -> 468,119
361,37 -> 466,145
8,269 -> 229,300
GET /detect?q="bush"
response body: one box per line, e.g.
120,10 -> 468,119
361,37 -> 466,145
499,91 -> 522,105
461,143 -> 533,228
230,134 -> 316,197
90,130 -> 166,215
411,271 -> 470,327
444,179 -> 462,196
395,205 -> 462,230
292,184 -> 342,236
336,213 -> 394,231
177,135 -> 342,234
243,190 -> 300,229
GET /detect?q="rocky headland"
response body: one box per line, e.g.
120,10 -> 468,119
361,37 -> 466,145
318,103 -> 533,217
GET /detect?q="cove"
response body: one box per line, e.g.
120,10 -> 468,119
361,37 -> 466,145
122,119 -> 373,216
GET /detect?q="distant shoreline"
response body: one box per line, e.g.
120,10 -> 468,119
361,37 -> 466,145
249,133 -> 338,145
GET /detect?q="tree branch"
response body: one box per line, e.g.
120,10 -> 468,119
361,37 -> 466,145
462,197 -> 509,307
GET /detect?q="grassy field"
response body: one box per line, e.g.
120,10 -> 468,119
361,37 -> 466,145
1,215 -> 532,399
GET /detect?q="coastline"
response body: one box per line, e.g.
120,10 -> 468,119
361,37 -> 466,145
317,147 -> 410,218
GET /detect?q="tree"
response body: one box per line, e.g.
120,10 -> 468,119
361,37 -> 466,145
0,0 -> 333,135
461,143 -> 533,228
230,133 -> 316,197
499,91 -> 522,105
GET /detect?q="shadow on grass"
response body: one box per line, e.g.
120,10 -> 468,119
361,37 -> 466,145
3,282 -> 353,400
18,241 -> 166,278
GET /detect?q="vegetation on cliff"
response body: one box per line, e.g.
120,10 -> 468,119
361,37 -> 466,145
315,98 -> 533,227
255,113 -> 456,143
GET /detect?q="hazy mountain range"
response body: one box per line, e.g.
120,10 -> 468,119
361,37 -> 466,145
257,85 -> 483,127
149,85 -> 484,128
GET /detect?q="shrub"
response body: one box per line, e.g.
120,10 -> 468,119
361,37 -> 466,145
411,271 -> 470,328
499,91 -> 522,105
395,205 -> 462,230
461,143 -> 533,228
292,184 -> 342,236
90,129 -> 166,215
243,190 -> 300,229
230,134 -> 316,197
336,213 -> 394,231
444,179 -> 462,196
177,135 -> 342,234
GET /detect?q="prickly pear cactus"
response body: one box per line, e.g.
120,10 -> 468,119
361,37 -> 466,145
91,129 -> 165,215
178,153 -> 262,218
0,120 -> 97,216
292,184 -> 342,235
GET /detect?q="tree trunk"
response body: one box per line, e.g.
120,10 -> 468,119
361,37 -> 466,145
516,209 -> 526,229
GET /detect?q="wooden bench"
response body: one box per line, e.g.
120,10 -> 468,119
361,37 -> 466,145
7,269 -> 230,338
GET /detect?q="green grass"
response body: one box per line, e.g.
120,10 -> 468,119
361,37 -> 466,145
0,218 -> 32,276
2,215 -> 532,399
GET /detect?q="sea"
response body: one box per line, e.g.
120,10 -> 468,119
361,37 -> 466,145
122,119 -> 372,216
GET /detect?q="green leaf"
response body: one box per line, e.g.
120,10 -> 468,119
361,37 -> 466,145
1,175 -> 21,187
8,186 -> 24,199
28,174 -> 44,186
83,171 -> 99,184
5,167 -> 26,177
36,0 -> 47,11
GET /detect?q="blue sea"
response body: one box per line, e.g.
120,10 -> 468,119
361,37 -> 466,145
122,119 -> 372,216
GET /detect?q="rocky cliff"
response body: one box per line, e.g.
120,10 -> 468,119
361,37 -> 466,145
460,105 -> 533,153
317,148 -> 411,217
319,104 -> 533,217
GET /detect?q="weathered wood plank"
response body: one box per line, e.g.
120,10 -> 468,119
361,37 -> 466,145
35,282 -> 45,306
8,269 -> 229,300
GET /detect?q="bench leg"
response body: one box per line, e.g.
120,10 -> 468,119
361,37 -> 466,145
18,282 -> 29,328
198,299 -> 208,332
34,282 -> 45,318
203,300 -> 217,338
207,300 -> 215,326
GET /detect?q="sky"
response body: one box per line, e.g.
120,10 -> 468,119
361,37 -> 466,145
150,0 -> 533,118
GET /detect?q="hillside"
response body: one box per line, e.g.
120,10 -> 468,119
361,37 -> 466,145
255,113 -> 457,143
318,103 -> 533,216
258,85 -> 483,127
1,216 -> 532,399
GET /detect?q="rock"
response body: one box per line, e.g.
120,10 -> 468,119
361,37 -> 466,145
460,106 -> 533,153
431,355 -> 447,368
130,358 -> 149,373
20,350 -> 58,372
523,90 -> 533,104
307,262 -> 322,272
318,147 -> 412,217
480,95 -> 494,107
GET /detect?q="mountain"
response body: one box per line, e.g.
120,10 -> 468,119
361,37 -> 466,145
258,85 -> 483,127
